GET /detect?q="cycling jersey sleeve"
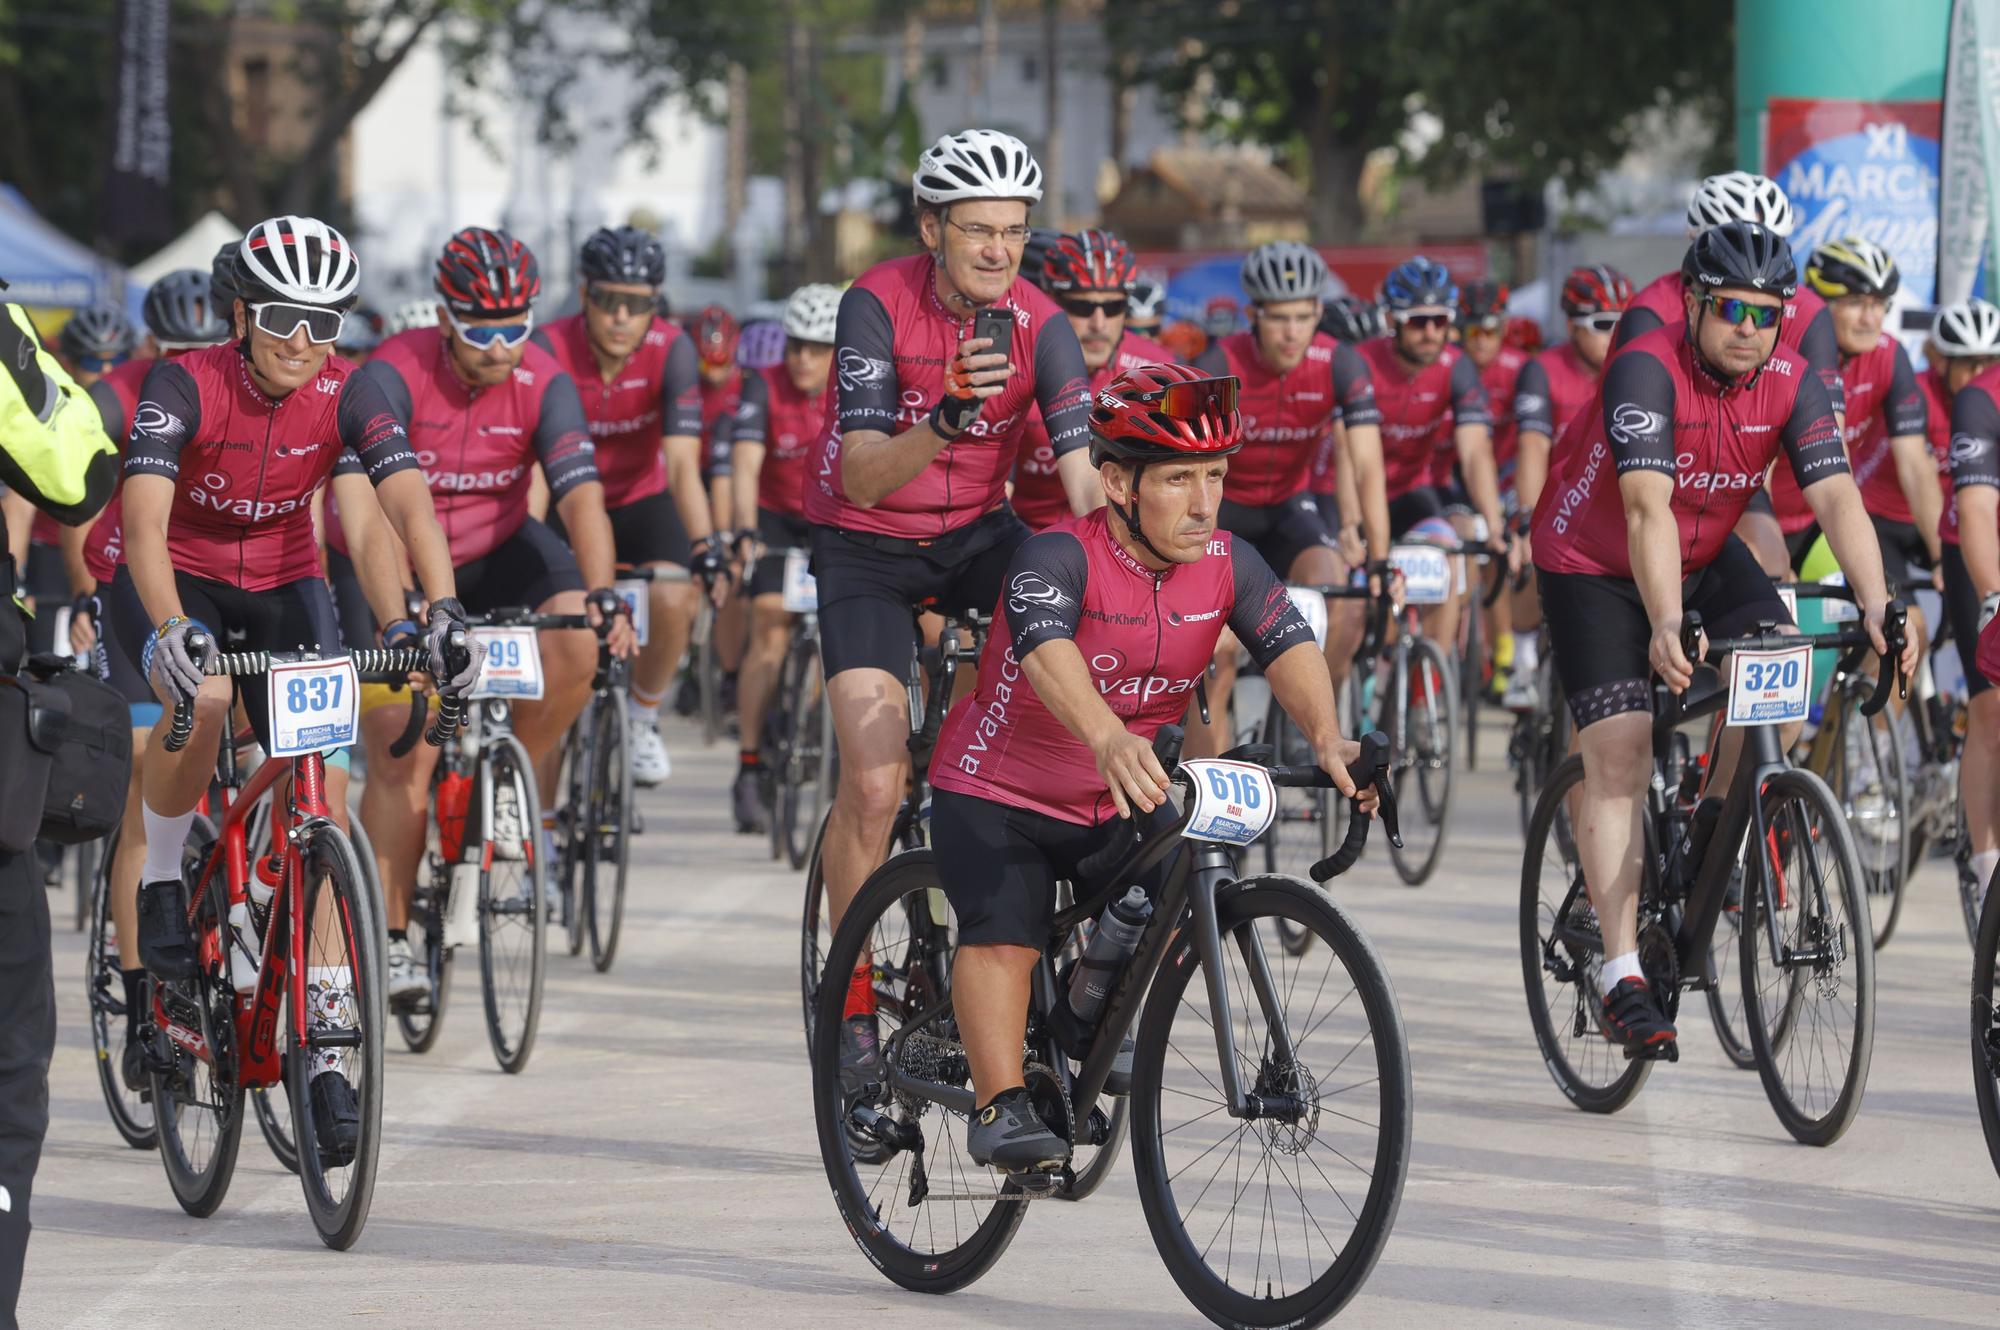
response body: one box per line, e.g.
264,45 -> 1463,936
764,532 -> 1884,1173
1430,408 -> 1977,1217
1226,541 -> 1316,669
1599,350 -> 1677,476
86,379 -> 126,441
663,334 -> 703,438
1796,305 -> 1847,417
1192,343 -> 1229,377
1513,358 -> 1554,437
1332,341 -> 1380,428
332,371 -> 420,483
1447,353 -> 1491,427
1609,306 -> 1664,353
123,360 -> 203,479
1778,371 -> 1847,488
733,369 -> 770,447
536,372 -> 601,501
1003,529 -> 1089,660
1884,342 -> 1927,437
1951,384 -> 2000,492
833,287 -> 898,436
1033,319 -> 1093,458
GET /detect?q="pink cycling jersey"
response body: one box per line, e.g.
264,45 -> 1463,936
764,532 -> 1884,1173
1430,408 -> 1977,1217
1514,341 -> 1601,445
1946,365 -> 2000,547
1195,331 -> 1378,508
1769,335 -> 1925,533
532,313 -> 701,508
1349,336 -> 1488,501
1433,344 -> 1528,486
803,254 -> 1091,539
753,365 -> 830,519
1614,271 -> 1845,417
78,356 -> 157,584
1011,330 -> 1177,531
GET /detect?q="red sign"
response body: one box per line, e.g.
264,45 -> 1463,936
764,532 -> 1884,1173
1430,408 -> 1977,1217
1131,243 -> 1487,297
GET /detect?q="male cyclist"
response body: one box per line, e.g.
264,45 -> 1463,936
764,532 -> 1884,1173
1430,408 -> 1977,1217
1531,221 -> 1911,1055
1126,277 -> 1166,338
927,363 -> 1373,1168
804,129 -> 1091,1082
534,225 -> 710,787
691,304 -> 756,711
118,217 -> 471,1165
1446,279 -> 1530,697
729,284 -> 840,831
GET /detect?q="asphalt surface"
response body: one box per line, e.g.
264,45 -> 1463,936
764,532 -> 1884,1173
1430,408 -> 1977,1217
20,712 -> 2000,1328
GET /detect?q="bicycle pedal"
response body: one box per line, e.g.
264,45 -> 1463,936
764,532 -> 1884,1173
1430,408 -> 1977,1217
1624,1038 -> 1680,1064
1001,1164 -> 1065,1196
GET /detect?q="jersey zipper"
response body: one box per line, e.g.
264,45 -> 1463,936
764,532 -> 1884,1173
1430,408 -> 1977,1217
245,404 -> 277,588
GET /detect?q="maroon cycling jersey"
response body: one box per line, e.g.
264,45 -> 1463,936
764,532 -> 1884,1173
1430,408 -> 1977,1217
1514,341 -> 1601,443
931,508 -> 1313,824
79,356 -> 158,584
123,342 -> 417,591
753,365 -> 830,519
330,327 -> 597,566
1946,365 -> 2000,548
698,369 -> 759,478
1192,331 -> 1379,508
1349,336 -> 1488,501
803,254 -> 1091,539
531,313 -> 701,508
1531,322 -> 1844,579
1769,336 -> 1925,533
1012,330 -> 1177,531
1614,271 -> 1845,417
1432,344 -> 1529,486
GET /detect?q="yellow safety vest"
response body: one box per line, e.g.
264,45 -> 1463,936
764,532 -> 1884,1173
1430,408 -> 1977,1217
0,301 -> 116,526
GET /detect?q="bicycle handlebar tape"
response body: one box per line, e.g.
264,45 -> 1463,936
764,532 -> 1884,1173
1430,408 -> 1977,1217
1309,730 -> 1397,882
162,630 -> 214,753
426,630 -> 473,748
1679,612 -> 1705,665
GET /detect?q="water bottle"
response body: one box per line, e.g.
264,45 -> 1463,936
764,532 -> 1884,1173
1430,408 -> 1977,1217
445,862 -> 481,950
227,900 -> 262,993
1066,887 -> 1152,1026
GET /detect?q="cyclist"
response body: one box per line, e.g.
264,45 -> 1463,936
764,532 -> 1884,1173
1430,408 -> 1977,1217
1447,279 -> 1530,696
804,128 -> 1091,1080
1530,221 -> 1911,1056
56,305 -> 137,384
1191,241 -> 1383,751
1009,228 -> 1174,532
117,216 -> 471,1165
335,225 -> 636,1003
926,362 -> 1374,1168
1126,276 -> 1166,337
1937,299 -> 2000,915
690,303 -> 755,714
1510,264 -> 1633,710
533,225 -> 710,787
334,305 -> 383,363
728,284 -> 840,831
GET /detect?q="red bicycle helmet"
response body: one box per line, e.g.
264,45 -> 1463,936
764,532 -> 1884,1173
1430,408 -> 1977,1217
435,227 -> 541,317
1559,263 -> 1633,318
1458,279 -> 1510,327
690,305 -> 740,368
1044,229 -> 1138,294
1088,362 -> 1242,466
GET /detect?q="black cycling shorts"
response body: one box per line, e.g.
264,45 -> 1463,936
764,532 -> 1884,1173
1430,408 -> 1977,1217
1782,521 -> 1823,573
1387,486 -> 1446,540
932,788 -> 1127,949
1217,494 -> 1337,578
1871,515 -> 1933,591
750,508 -> 812,600
457,518 -> 587,614
810,508 -> 1028,679
1745,487 -> 1776,519
23,540 -> 66,656
552,488 -> 692,571
1537,534 -> 1793,730
1942,543 -> 1990,699
94,568 -> 159,715
109,569 -> 344,749
326,547 -> 378,650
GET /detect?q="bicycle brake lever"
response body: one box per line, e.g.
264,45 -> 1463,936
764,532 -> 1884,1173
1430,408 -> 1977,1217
1374,771 -> 1403,850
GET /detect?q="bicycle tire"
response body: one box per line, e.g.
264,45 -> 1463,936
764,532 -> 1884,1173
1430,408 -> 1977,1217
72,836 -> 95,932
699,606 -> 723,747
85,823 -> 155,1150
767,627 -> 808,864
289,823 -> 386,1248
799,808 -> 833,1052
1739,768 -> 1875,1147
1821,677 -> 1909,951
478,732 -> 547,1073
779,629 -> 831,872
1971,870 -> 2000,1181
1388,636 -> 1456,886
1257,694 -> 1331,957
1461,581 -> 1482,773
1519,756 -> 1653,1113
586,684 -> 632,972
151,841 -> 245,1218
253,1080 -> 300,1175
1129,875 -> 1410,1327
395,866 -> 455,1054
557,714 -> 590,958
810,852 -> 1028,1295
1700,838 -> 1760,1072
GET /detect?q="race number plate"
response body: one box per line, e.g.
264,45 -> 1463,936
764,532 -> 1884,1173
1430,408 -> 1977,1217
782,548 -> 819,614
1818,572 -> 1858,622
614,578 -> 651,648
266,657 -> 360,758
1179,760 -> 1278,845
1389,545 -> 1451,605
1727,645 -> 1812,726
471,627 -> 544,700
1285,586 -> 1329,647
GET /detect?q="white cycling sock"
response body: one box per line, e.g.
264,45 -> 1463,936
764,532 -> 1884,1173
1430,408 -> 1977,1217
305,966 -> 355,1078
1514,628 -> 1540,669
1601,950 -> 1644,988
627,694 -> 661,724
140,805 -> 197,884
1973,849 -> 2000,901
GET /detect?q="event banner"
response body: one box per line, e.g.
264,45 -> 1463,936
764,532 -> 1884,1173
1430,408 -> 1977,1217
1766,97 -> 1941,328
1939,0 -> 2000,303
102,0 -> 171,246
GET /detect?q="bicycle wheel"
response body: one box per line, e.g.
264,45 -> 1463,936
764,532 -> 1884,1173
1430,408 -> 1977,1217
1129,876 -> 1411,1327
151,849 -> 245,1218
1258,696 -> 1334,957
810,852 -> 1028,1294
800,809 -> 833,1052
253,1079 -> 299,1174
395,865 -> 455,1054
1824,678 -> 1909,950
1461,583 -> 1482,773
287,823 -> 386,1248
1388,636 -> 1455,886
584,685 -> 632,973
699,606 -> 723,746
1739,769 -> 1875,1147
85,824 -> 155,1150
478,733 -> 547,1073
556,712 -> 590,958
1971,871 -> 2000,1181
72,836 -> 96,932
1519,755 -> 1653,1112
778,632 -> 832,871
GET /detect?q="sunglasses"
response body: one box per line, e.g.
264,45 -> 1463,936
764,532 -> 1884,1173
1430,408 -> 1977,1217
1573,312 -> 1623,334
1462,316 -> 1505,335
1059,295 -> 1129,320
1702,293 -> 1783,330
1395,311 -> 1454,331
251,302 -> 345,345
1137,374 -> 1239,419
448,310 -> 536,349
587,287 -> 657,319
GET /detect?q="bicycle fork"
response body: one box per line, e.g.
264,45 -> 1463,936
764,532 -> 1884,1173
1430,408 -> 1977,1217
1184,846 -> 1307,1124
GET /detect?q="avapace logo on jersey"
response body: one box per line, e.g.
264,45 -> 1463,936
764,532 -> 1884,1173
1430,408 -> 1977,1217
425,461 -> 528,493
1546,440 -> 1608,535
954,648 -> 1026,775
1089,646 -> 1203,713
1673,452 -> 1761,492
187,469 -> 311,522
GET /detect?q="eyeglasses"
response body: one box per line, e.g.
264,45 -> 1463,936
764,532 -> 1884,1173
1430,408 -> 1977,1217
1394,311 -> 1454,331
1059,295 -> 1128,320
447,309 -> 535,349
1701,293 -> 1783,330
250,302 -> 345,345
1137,374 -> 1240,420
1462,316 -> 1505,335
946,218 -> 1033,247
1572,312 -> 1623,334
586,287 -> 657,319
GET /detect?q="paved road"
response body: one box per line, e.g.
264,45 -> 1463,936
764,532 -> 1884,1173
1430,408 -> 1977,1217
20,714 -> 2000,1328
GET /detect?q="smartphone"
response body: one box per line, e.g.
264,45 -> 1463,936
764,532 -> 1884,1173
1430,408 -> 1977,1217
972,306 -> 1013,363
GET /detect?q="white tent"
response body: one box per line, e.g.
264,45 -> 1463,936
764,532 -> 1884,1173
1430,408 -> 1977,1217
129,210 -> 239,286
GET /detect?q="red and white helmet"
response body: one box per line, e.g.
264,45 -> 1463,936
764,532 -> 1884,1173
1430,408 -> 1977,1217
1044,230 -> 1138,294
913,129 -> 1044,206
1088,362 -> 1242,466
235,215 -> 360,310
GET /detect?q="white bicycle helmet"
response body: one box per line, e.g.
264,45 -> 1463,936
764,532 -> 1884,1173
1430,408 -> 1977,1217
781,284 -> 842,344
1241,241 -> 1329,304
1685,171 -> 1795,239
235,215 -> 361,309
384,298 -> 440,337
1933,298 -> 2000,357
913,129 -> 1044,205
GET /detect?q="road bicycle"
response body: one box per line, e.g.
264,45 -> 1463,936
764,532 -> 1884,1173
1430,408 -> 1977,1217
760,547 -> 832,871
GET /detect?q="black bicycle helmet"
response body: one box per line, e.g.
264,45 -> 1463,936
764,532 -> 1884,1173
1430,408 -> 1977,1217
59,305 -> 137,363
1018,226 -> 1064,291
1320,293 -> 1383,343
144,269 -> 229,346
209,241 -> 242,312
579,225 -> 666,287
1681,220 -> 1797,298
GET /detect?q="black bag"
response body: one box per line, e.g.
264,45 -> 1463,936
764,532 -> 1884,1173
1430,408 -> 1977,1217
23,654 -> 132,845
0,672 -> 59,852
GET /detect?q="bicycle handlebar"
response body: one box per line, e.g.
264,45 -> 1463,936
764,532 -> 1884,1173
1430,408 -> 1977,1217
1679,602 -> 1907,718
